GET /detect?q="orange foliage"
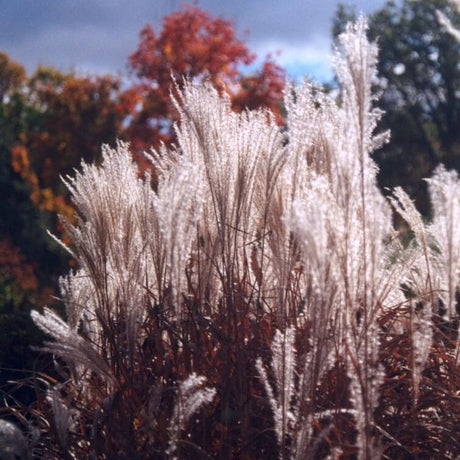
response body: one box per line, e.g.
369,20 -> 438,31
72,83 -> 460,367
0,237 -> 37,292
232,59 -> 286,125
127,3 -> 285,151
8,68 -> 127,236
10,145 -> 32,181
27,68 -> 125,185
130,4 -> 253,84
0,51 -> 25,100
10,144 -> 74,222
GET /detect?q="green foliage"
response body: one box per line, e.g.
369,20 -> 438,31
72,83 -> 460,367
0,54 -> 68,416
372,0 -> 460,213
0,277 -> 43,376
0,56 -> 68,278
335,0 -> 460,215
0,271 -> 50,414
332,3 -> 357,40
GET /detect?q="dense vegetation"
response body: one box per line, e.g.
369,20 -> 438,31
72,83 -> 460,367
1,1 -> 460,459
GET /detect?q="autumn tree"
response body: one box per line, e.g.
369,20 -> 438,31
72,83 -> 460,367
127,3 -> 286,151
0,53 -> 61,407
0,52 -> 35,292
0,52 -> 62,286
10,67 -> 126,221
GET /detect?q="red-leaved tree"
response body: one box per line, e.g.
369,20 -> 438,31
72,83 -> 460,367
126,3 -> 286,152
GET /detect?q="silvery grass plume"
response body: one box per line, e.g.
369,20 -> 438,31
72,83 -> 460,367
45,387 -> 76,454
437,0 -> 460,42
166,373 -> 216,459
388,188 -> 436,403
171,80 -> 287,315
31,142 -> 213,456
393,166 -> 460,348
256,328 -> 297,458
256,16 -> 406,460
33,142 -> 203,369
0,420 -> 28,460
427,167 -> 460,322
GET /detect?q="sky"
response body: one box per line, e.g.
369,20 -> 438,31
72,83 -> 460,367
1,0 -> 389,83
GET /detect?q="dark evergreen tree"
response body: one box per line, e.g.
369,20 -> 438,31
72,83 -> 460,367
334,0 -> 460,214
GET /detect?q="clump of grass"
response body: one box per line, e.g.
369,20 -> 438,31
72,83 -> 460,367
2,14 -> 460,460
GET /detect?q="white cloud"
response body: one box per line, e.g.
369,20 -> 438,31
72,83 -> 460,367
252,38 -> 334,82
